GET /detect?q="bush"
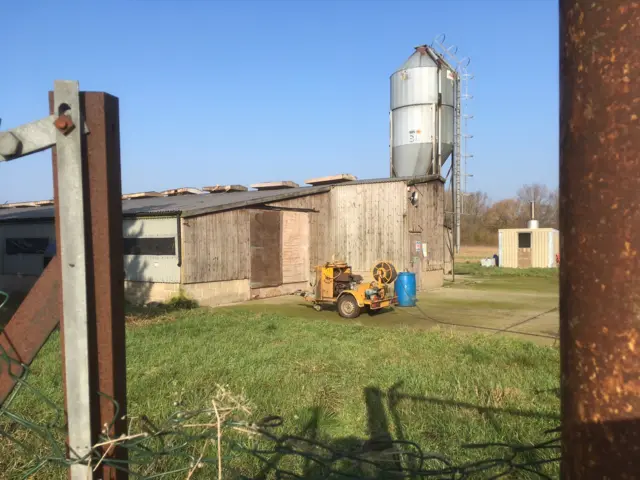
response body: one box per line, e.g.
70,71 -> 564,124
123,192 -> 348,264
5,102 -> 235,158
166,290 -> 199,310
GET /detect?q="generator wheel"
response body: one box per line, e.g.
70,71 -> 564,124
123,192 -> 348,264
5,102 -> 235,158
313,304 -> 322,312
338,295 -> 360,319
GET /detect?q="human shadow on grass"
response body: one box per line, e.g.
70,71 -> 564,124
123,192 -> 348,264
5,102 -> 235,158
242,383 -> 561,479
247,387 -> 408,480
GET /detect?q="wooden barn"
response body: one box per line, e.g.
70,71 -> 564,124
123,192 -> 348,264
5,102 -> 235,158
0,175 -> 450,306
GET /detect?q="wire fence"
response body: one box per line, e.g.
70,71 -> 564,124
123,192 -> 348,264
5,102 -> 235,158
1,290 -> 561,479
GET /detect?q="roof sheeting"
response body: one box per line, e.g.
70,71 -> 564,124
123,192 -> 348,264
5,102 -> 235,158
0,175 -> 443,222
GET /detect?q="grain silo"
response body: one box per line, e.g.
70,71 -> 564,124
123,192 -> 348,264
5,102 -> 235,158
390,45 -> 457,177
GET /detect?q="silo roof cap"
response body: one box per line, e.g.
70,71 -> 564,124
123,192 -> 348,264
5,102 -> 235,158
396,45 -> 438,70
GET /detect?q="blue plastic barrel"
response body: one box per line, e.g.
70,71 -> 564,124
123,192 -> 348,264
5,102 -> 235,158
396,272 -> 416,307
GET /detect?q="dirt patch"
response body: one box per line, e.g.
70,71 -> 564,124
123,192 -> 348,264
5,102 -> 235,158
221,277 -> 560,346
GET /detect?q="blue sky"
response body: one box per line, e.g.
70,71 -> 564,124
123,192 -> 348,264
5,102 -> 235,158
1,0 -> 557,203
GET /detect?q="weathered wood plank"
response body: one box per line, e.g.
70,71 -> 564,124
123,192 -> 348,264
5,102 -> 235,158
249,210 -> 282,288
267,192 -> 330,270
181,210 -> 250,283
282,212 -> 310,284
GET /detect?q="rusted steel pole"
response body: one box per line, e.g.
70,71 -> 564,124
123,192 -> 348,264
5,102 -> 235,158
559,1 -> 640,478
51,92 -> 128,479
0,258 -> 61,404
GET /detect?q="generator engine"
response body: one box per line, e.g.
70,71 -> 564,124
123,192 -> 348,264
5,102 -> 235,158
332,269 -> 363,297
296,260 -> 398,319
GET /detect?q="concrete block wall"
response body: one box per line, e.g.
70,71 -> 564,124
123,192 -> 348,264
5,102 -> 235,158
124,281 -> 180,305
182,280 -> 250,307
124,280 -> 252,307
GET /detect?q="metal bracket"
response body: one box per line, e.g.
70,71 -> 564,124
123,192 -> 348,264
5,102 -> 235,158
0,114 -> 89,162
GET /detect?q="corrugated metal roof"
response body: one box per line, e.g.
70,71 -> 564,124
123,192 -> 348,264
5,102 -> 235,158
0,175 -> 442,222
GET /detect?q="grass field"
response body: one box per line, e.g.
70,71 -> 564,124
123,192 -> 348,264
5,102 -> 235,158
0,273 -> 561,479
454,262 -> 558,278
457,245 -> 496,263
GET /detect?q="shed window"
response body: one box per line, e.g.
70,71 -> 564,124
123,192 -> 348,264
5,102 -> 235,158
518,232 -> 532,249
123,237 -> 176,256
5,238 -> 50,255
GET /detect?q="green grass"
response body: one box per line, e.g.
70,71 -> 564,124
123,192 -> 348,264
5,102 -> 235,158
454,262 -> 559,278
1,304 -> 560,479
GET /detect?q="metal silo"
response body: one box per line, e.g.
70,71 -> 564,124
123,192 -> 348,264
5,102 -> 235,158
390,45 -> 456,177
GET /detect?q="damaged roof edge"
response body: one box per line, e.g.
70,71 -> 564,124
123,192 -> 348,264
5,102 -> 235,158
182,175 -> 443,218
407,174 -> 445,186
0,175 -> 444,223
181,185 -> 332,218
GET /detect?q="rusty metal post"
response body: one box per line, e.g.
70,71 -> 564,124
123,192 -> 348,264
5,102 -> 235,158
0,258 -> 61,404
560,1 -> 640,478
51,90 -> 127,479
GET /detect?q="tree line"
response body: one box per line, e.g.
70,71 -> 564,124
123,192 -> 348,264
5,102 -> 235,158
446,184 -> 559,246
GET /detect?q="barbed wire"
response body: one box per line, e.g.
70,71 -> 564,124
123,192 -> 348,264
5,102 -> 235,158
1,290 -> 560,479
238,425 -> 560,480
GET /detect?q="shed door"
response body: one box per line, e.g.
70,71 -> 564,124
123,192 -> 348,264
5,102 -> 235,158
282,212 -> 310,284
517,232 -> 532,268
250,211 -> 282,288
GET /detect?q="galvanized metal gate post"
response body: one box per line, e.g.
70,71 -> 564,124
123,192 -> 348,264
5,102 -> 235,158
52,81 -> 95,479
50,85 -> 128,479
560,1 -> 640,477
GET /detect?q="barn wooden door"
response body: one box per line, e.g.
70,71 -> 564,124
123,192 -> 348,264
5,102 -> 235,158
250,211 -> 282,288
282,212 -> 310,284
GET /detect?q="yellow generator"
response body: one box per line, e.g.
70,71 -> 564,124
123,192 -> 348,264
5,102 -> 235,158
302,261 -> 398,318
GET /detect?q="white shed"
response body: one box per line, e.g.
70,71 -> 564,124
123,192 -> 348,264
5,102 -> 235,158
498,228 -> 559,269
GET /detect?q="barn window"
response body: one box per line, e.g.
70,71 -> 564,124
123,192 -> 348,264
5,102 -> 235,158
518,232 -> 532,249
123,237 -> 176,256
5,238 -> 50,255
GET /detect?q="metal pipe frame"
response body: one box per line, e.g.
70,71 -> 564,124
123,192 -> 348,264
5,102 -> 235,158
560,0 -> 640,477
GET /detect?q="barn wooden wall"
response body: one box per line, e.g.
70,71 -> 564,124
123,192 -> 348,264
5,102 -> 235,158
181,209 -> 250,284
407,181 -> 445,272
181,181 -> 445,289
267,192 -> 330,270
329,182 -> 408,275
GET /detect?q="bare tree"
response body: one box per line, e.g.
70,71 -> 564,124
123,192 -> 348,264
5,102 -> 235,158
445,183 -> 559,246
516,184 -> 559,228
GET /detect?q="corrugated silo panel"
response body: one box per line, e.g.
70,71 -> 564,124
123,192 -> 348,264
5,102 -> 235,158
440,105 -> 455,163
439,67 -> 456,107
391,104 -> 435,177
390,68 -> 439,109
